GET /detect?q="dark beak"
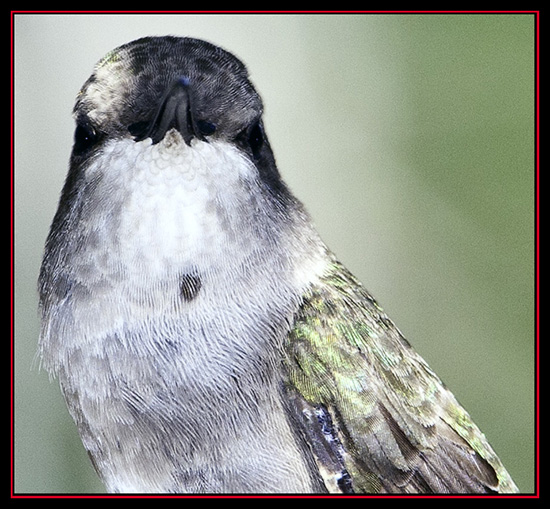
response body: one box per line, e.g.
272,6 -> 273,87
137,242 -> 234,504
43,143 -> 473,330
129,76 -> 204,146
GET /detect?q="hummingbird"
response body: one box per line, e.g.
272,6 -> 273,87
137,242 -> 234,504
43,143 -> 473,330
38,36 -> 518,494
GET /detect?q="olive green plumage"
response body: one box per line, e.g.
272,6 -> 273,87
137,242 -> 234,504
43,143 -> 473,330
285,259 -> 518,493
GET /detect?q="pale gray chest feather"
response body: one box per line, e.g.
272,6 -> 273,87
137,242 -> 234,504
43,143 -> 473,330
39,135 -> 329,493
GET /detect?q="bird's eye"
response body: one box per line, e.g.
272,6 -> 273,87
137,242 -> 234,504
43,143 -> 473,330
73,122 -> 100,156
196,120 -> 217,137
247,121 -> 264,160
128,121 -> 152,142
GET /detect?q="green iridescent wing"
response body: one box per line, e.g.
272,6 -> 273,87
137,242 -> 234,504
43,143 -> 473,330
284,260 -> 518,494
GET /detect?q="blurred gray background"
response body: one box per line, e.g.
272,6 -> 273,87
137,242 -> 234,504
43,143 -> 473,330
14,13 -> 535,493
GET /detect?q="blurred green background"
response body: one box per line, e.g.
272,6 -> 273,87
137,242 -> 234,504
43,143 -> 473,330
14,13 -> 535,494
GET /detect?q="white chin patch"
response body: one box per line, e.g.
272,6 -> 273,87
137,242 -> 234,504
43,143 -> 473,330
88,131 -> 257,276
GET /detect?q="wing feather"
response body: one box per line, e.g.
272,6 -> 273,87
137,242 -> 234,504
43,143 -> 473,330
284,260 -> 518,494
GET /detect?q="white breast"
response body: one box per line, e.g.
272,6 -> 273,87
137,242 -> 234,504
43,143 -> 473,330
39,130 -> 331,492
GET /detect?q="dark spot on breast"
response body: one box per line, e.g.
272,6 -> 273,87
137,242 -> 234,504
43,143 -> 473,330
180,273 -> 202,301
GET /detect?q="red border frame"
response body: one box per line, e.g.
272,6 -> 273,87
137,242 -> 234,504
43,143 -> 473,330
10,10 -> 540,500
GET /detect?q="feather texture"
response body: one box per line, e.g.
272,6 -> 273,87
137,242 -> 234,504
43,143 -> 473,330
284,259 -> 518,494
